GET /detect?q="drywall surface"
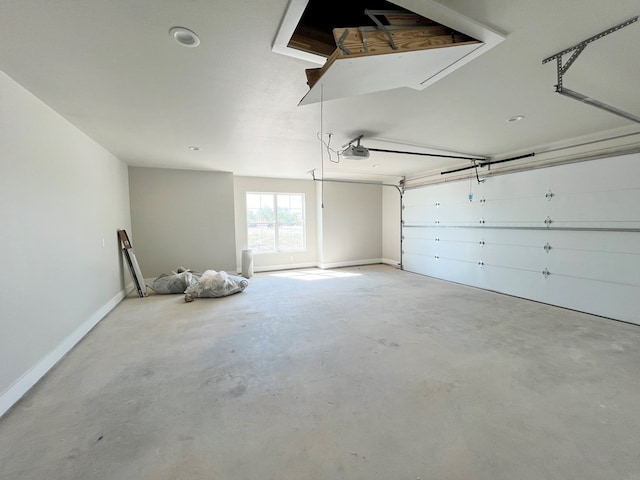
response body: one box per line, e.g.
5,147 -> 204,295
233,176 -> 317,271
318,182 -> 382,267
128,167 -> 236,277
403,153 -> 640,324
0,71 -> 131,414
316,182 -> 325,266
382,186 -> 401,266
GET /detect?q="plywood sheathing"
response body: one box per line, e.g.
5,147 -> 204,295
384,13 -> 435,26
305,25 -> 478,89
333,26 -> 473,55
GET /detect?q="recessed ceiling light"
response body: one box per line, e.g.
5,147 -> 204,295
507,115 -> 525,122
169,27 -> 200,47
189,146 -> 200,151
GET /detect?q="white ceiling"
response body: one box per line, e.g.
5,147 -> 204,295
1,0 -> 639,181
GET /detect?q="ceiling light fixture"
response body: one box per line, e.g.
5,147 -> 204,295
169,27 -> 200,47
188,146 -> 200,151
507,115 -> 525,122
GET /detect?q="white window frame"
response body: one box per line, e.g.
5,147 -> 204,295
246,192 -> 306,254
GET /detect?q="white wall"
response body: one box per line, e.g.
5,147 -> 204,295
233,176 -> 317,272
0,72 -> 132,416
402,153 -> 640,324
382,186 -> 401,266
316,181 -> 325,266
128,167 -> 236,277
317,182 -> 383,268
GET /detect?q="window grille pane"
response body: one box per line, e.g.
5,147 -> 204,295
246,192 -> 305,253
247,193 -> 275,252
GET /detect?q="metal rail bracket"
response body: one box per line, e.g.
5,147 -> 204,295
336,28 -> 352,55
542,17 -> 640,124
365,9 -> 399,50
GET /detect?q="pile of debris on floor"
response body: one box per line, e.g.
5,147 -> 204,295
149,267 -> 249,302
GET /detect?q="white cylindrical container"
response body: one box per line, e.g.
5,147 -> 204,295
241,249 -> 254,278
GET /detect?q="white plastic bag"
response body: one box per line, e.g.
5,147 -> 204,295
151,268 -> 200,294
184,270 -> 249,298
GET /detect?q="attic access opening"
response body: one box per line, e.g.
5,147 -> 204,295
287,0 -> 453,59
272,0 -> 505,105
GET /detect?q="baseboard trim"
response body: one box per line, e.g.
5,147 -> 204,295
0,287 -> 128,419
237,262 -> 318,274
234,259 -> 391,274
317,258 -> 382,270
381,258 -> 401,267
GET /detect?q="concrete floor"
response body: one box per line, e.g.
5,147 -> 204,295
1,265 -> 640,479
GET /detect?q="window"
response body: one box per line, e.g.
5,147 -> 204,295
246,193 -> 305,253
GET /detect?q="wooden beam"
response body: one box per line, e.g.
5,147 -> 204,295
384,13 -> 437,26
333,27 -> 476,55
305,48 -> 341,89
288,25 -> 336,58
305,68 -> 323,88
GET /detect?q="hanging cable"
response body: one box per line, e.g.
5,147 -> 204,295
320,85 -> 324,208
316,132 -> 341,163
473,160 -> 484,184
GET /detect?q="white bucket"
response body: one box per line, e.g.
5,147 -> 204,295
241,249 -> 254,278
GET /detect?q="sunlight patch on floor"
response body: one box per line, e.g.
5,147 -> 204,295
269,269 -> 362,281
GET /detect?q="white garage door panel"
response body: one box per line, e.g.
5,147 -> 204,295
403,235 -> 436,256
403,204 -> 436,224
481,265 -> 549,298
436,204 -> 475,224
482,196 -> 548,227
404,254 -> 478,285
481,241 -> 546,272
437,238 -> 477,263
403,252 -> 440,278
542,275 -> 638,323
481,229 -> 549,249
549,189 -> 640,228
547,230 -> 640,254
546,244 -> 639,287
402,153 -> 640,324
